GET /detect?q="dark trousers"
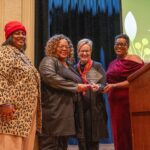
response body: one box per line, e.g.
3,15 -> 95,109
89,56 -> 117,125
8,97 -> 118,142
38,134 -> 68,150
78,140 -> 99,150
78,107 -> 99,150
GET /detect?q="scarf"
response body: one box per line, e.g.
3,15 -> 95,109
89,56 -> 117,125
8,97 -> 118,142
77,59 -> 93,83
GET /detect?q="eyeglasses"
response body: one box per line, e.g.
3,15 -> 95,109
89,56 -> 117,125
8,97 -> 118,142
115,42 -> 127,47
58,45 -> 70,49
79,50 -> 91,53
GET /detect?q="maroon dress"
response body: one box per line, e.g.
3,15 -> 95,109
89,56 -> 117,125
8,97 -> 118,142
106,59 -> 144,150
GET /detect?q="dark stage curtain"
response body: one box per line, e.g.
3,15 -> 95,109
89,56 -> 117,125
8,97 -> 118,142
49,8 -> 122,67
35,1 -> 122,68
35,0 -> 122,144
35,0 -> 49,67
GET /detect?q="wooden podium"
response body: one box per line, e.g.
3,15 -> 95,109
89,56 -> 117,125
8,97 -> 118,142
128,63 -> 150,150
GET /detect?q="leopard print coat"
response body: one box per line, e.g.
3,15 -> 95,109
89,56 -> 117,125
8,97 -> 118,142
0,45 -> 42,137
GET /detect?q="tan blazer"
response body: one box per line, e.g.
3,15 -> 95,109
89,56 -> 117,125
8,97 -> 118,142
0,45 -> 41,137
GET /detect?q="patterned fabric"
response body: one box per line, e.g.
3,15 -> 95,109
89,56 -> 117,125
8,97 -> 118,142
77,59 -> 93,83
0,45 -> 42,137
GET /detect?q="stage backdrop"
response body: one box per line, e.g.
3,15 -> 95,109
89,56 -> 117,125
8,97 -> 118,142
122,0 -> 150,62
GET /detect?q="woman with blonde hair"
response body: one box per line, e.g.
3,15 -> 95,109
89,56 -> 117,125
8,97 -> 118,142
75,38 -> 108,150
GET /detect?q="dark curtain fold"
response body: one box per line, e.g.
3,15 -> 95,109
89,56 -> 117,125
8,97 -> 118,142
35,0 -> 49,67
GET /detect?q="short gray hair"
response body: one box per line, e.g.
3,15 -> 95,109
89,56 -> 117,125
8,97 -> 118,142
77,38 -> 93,52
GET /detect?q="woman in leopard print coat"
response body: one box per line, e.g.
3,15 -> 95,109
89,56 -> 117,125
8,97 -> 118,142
0,21 -> 41,150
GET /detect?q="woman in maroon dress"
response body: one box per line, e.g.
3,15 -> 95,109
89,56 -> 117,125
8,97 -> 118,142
104,34 -> 144,150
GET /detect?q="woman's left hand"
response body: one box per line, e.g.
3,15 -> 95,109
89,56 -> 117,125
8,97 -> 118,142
0,104 -> 16,122
90,83 -> 100,92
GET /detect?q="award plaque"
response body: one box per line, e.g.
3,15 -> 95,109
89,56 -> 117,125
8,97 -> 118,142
86,67 -> 103,83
